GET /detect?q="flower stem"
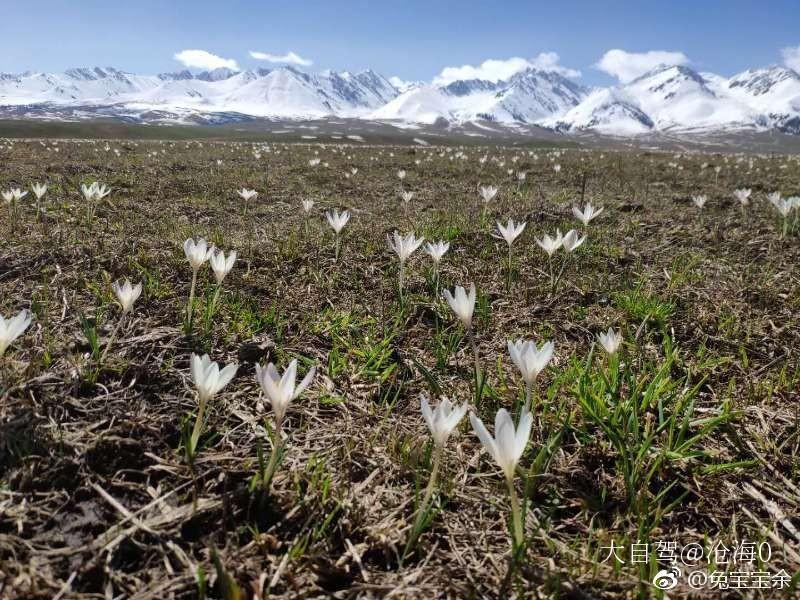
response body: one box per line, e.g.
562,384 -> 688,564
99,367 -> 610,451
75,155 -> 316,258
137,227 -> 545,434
186,268 -> 198,329
99,312 -> 125,365
262,421 -> 284,491
412,445 -> 442,534
467,326 -> 482,400
506,476 -> 524,550
523,380 -> 533,414
190,394 -> 207,455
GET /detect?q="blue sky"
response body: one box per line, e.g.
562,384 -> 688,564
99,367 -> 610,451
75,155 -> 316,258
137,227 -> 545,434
2,0 -> 800,86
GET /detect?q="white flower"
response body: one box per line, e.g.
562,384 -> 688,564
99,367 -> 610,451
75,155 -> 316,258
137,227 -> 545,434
209,249 -> 236,283
507,339 -> 554,386
309,158 -> 321,167
469,408 -> 533,480
496,219 -> 526,246
80,182 -> 110,201
598,328 -> 623,355
424,240 -> 450,264
733,188 -> 752,206
692,195 -> 707,209
773,198 -> 794,218
112,279 -> 142,314
302,199 -> 315,212
388,231 -> 424,263
325,209 -> 350,234
0,310 -> 32,356
443,283 -> 476,329
397,169 -> 406,180
572,202 -> 604,225
190,353 -> 238,403
255,359 -> 316,425
400,191 -> 414,204
561,229 -> 586,253
237,188 -> 258,202
536,230 -> 564,257
479,185 -> 498,204
767,192 -> 781,207
3,188 -> 28,202
420,396 -> 467,447
31,183 -> 48,199
183,238 -> 212,271
516,171 -> 527,182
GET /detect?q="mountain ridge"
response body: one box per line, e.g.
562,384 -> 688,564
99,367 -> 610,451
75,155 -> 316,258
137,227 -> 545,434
2,63 -> 800,136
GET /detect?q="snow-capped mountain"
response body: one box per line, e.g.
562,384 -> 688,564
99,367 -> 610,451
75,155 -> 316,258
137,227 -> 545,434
372,68 -> 587,124
2,63 -> 800,136
552,65 -> 800,135
0,65 -> 398,119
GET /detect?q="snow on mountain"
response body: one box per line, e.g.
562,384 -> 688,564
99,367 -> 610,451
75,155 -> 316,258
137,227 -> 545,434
2,62 -> 800,136
371,67 -> 587,124
620,65 -> 757,131
0,65 -> 399,119
545,88 -> 654,135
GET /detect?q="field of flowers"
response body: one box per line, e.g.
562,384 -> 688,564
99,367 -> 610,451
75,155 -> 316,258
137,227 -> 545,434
1,138 -> 799,598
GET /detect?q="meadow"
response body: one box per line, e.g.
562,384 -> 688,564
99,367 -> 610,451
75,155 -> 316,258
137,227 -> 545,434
1,137 -> 799,598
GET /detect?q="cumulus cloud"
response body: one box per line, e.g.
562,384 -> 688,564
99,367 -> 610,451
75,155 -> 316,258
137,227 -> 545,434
782,46 -> 800,72
174,49 -> 239,71
249,50 -> 313,66
433,53 -> 579,85
529,52 -> 581,77
595,49 -> 689,83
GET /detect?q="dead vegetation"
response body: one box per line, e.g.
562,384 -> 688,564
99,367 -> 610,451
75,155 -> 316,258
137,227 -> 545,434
1,139 -> 799,598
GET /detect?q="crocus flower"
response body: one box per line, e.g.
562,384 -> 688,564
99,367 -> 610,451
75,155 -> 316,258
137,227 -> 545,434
397,169 -> 406,181
598,328 -> 623,355
237,188 -> 257,214
561,230 -> 586,253
443,283 -> 476,330
496,219 -> 526,247
326,209 -> 350,261
572,202 -> 604,225
255,359 -> 316,428
112,279 -> 142,314
400,191 -> 414,205
302,199 -> 315,212
536,230 -> 564,257
187,354 -> 238,458
325,209 -> 350,234
388,231 -> 424,301
692,195 -> 707,209
0,310 -> 32,357
507,339 -> 554,387
424,240 -> 450,264
31,183 -> 48,199
183,238 -> 212,328
479,185 -> 498,204
420,396 -> 467,448
733,188 -> 752,208
470,408 -> 533,547
388,231 -> 424,264
191,353 -> 238,402
209,249 -> 236,284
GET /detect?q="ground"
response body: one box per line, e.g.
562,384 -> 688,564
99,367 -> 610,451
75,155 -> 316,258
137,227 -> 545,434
0,138 -> 799,599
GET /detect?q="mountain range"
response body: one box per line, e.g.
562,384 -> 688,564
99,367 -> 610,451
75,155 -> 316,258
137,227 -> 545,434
2,63 -> 800,136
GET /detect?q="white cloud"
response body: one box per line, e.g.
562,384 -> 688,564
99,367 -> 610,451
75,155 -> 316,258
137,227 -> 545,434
433,53 -> 579,85
595,49 -> 688,83
174,49 -> 239,71
249,50 -> 313,66
529,52 -> 581,77
782,46 -> 800,72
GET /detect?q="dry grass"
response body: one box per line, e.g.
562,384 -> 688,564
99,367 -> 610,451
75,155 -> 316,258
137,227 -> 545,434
1,139 -> 799,598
